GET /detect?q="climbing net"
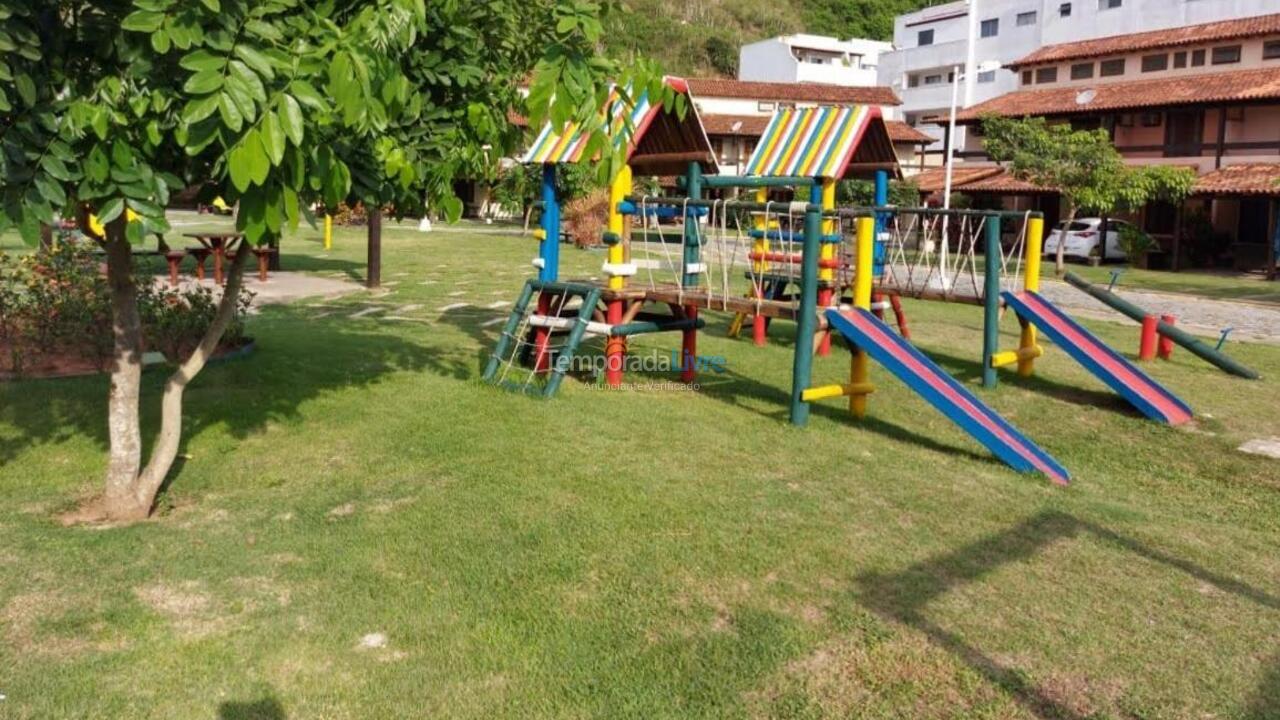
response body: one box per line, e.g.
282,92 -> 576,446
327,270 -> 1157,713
878,210 -> 1031,303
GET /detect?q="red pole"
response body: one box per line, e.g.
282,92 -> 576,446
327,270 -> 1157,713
681,305 -> 698,383
1158,314 -> 1176,360
817,287 -> 833,356
1139,314 -> 1158,361
605,299 -> 624,387
752,286 -> 767,347
534,294 -> 552,374
890,295 -> 911,339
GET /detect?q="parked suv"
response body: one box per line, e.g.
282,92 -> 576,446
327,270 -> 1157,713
1043,218 -> 1132,262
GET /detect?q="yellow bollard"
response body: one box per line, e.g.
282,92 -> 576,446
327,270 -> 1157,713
606,165 -> 632,291
1018,216 -> 1044,377
324,214 -> 333,251
850,216 -> 875,418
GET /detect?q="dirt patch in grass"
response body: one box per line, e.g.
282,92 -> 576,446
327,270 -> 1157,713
134,581 -> 223,638
2,590 -> 124,658
746,627 -> 1024,719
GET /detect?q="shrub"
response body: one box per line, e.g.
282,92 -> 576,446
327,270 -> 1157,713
1116,223 -> 1157,260
0,242 -> 253,377
563,189 -> 611,249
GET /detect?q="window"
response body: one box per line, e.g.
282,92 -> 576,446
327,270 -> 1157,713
1140,112 -> 1162,128
1141,54 -> 1169,73
1265,41 -> 1280,60
977,70 -> 996,83
1059,3 -> 1072,17
1191,49 -> 1206,67
980,18 -> 999,38
1035,67 -> 1058,84
1098,0 -> 1122,9
1100,58 -> 1125,77
1017,11 -> 1037,26
1071,62 -> 1094,80
907,74 -> 920,88
757,101 -> 775,112
1173,51 -> 1187,69
918,29 -> 934,46
1212,45 -> 1242,65
1022,70 -> 1033,85
923,74 -> 944,85
777,102 -> 796,110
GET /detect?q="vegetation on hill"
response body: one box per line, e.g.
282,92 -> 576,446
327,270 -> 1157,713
604,0 -> 952,77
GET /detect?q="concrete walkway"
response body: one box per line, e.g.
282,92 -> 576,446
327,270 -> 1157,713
160,272 -> 363,310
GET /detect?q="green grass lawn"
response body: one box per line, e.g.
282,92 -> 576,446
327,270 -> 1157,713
3,222 -> 1280,718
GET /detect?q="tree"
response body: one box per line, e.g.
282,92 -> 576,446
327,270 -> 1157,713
0,0 -> 638,523
982,115 -> 1196,273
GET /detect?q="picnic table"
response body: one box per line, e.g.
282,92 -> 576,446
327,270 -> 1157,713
183,232 -> 244,285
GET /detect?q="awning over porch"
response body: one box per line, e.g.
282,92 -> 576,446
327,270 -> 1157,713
1192,164 -> 1280,197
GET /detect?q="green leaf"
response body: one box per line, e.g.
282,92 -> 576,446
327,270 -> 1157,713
288,80 -> 326,110
245,128 -> 270,186
180,49 -> 224,72
234,45 -> 275,80
86,145 -> 110,183
126,219 -> 146,245
34,175 -> 66,207
200,0 -> 220,11
218,92 -> 244,132
18,212 -> 41,246
151,30 -> 171,54
41,155 -> 74,182
182,94 -> 221,125
228,60 -> 265,100
127,198 -> 165,218
244,20 -> 282,42
97,198 -> 125,225
184,70 -> 224,94
14,73 -> 35,107
91,107 -> 109,140
261,111 -> 285,166
283,185 -> 300,231
278,95 -> 304,146
228,143 -> 252,192
111,142 -> 135,169
440,195 -> 463,223
121,10 -> 165,33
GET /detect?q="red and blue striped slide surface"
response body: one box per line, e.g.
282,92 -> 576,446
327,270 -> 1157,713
1002,291 -> 1193,425
825,308 -> 1070,484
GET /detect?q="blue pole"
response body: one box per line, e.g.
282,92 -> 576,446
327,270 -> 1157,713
873,169 -> 889,277
540,164 -> 559,282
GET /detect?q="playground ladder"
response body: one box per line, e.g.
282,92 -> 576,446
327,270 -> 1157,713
483,280 -> 602,398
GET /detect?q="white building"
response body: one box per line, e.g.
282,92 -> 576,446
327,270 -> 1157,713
876,0 -> 1280,164
739,34 -> 892,87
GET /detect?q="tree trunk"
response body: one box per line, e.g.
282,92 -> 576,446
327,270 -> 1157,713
367,206 -> 382,289
1055,205 -> 1078,276
133,249 -> 251,510
101,217 -> 149,521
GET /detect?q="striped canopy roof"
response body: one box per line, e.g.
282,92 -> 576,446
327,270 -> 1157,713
521,87 -> 657,165
744,105 -> 882,179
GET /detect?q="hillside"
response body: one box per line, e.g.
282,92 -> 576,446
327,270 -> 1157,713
604,0 -> 951,77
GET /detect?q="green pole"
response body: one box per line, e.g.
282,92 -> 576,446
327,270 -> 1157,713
483,280 -> 537,382
983,215 -> 1002,389
790,204 -> 823,426
682,161 -> 703,289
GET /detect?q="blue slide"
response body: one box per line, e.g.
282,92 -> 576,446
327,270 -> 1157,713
826,308 -> 1070,484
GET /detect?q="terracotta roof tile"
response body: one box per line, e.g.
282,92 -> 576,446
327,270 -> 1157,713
685,78 -> 901,106
910,166 -> 1004,193
701,114 -> 771,136
1193,163 -> 1280,196
956,66 -> 1280,121
1011,13 -> 1280,69
885,120 -> 935,144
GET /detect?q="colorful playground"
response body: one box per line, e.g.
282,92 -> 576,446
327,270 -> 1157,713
5,73 -> 1280,720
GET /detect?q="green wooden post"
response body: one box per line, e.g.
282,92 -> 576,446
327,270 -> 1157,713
789,203 -> 823,426
482,280 -> 537,382
682,162 -> 703,289
982,215 -> 1002,389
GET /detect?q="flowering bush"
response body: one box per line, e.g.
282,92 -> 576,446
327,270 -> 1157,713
0,243 -> 252,377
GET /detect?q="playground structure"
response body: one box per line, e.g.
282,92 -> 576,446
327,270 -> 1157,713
485,80 -> 1224,482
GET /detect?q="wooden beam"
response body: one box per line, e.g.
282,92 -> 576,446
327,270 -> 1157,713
628,151 -> 715,168
1215,105 -> 1228,169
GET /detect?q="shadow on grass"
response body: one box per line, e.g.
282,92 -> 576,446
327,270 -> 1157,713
218,696 -> 285,720
855,510 -> 1280,719
924,348 -> 1136,416
0,317 -> 464,468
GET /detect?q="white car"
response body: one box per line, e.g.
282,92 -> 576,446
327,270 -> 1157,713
1043,218 -> 1132,262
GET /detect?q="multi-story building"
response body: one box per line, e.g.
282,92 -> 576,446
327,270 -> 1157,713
684,78 -> 929,177
917,13 -> 1280,275
739,35 -> 892,88
877,0 -> 1279,164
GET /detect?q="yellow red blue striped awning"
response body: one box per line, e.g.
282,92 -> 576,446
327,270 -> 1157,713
744,105 -> 881,179
521,87 -> 656,165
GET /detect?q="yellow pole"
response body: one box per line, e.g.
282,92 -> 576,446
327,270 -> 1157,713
324,214 -> 333,251
752,188 -> 768,272
818,179 -> 836,285
607,165 -> 632,291
1018,216 -> 1044,377
851,216 -> 875,418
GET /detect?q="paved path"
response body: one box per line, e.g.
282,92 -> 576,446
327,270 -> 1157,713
161,272 -> 363,311
1037,278 -> 1280,345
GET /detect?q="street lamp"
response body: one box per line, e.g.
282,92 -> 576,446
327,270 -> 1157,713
937,59 -> 1002,285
